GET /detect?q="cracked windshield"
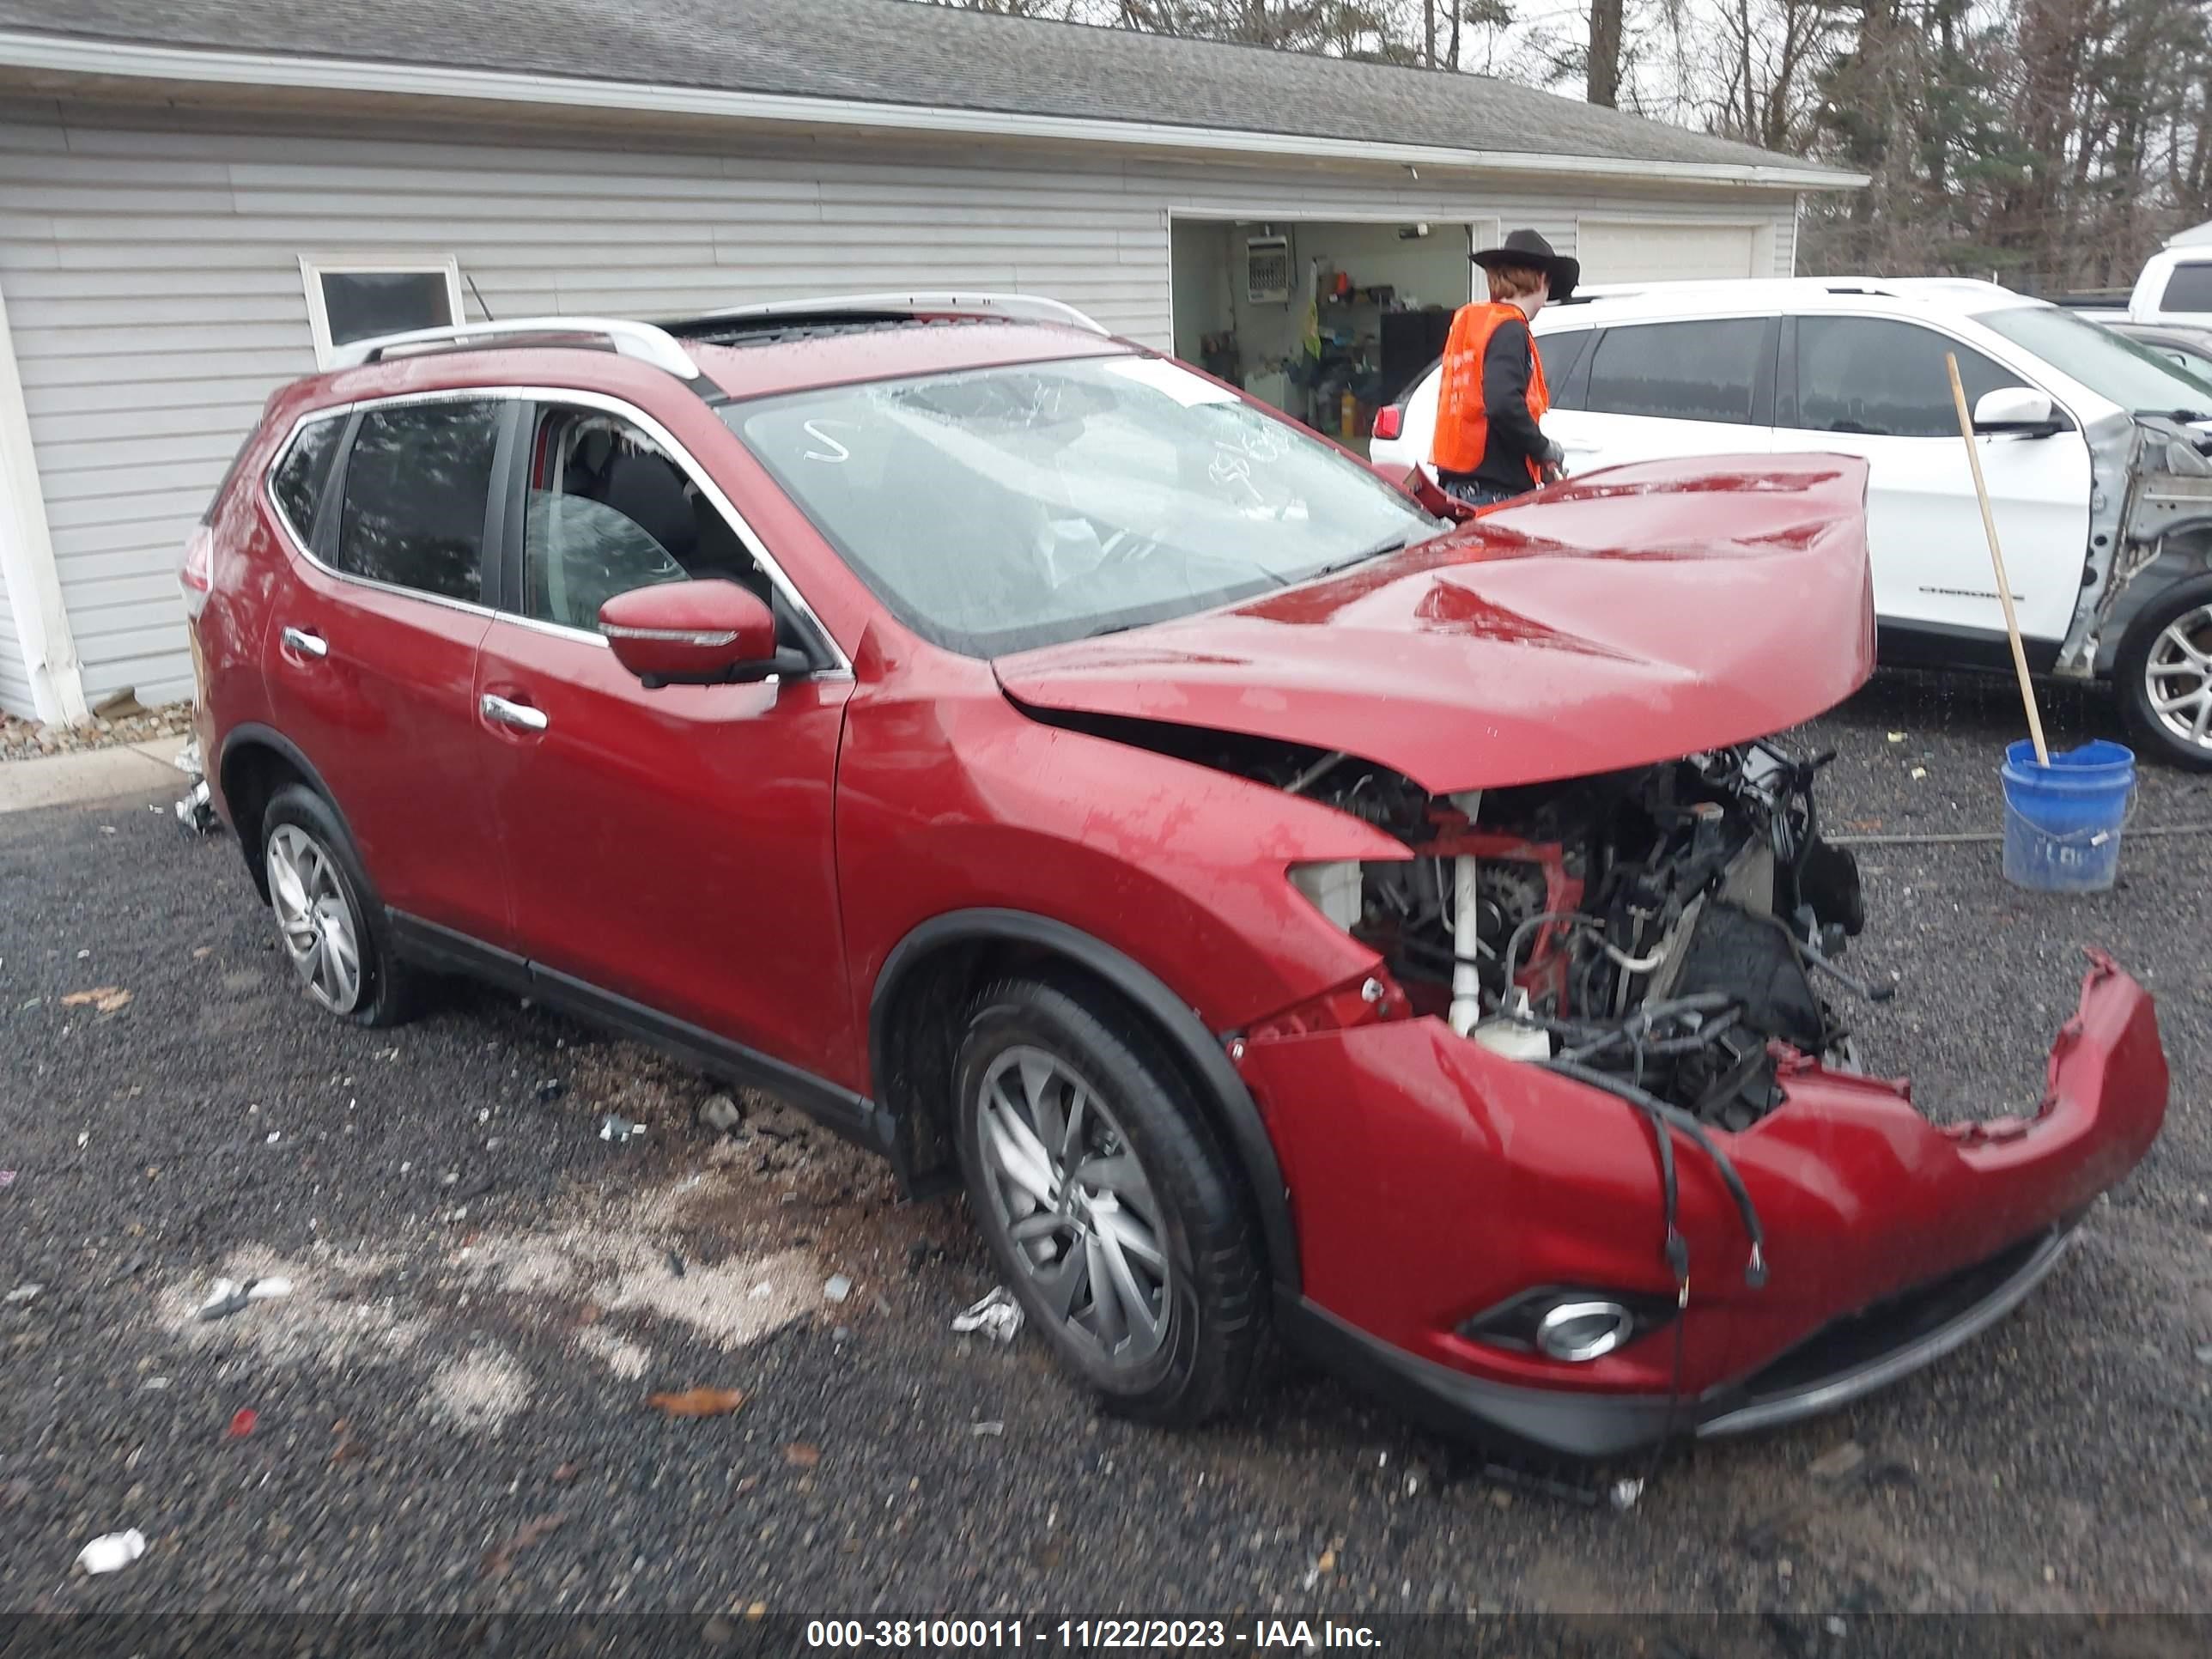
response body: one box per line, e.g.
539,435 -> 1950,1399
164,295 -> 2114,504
730,354 -> 1437,655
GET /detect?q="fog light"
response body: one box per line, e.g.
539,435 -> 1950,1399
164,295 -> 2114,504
1534,1300 -> 1635,1363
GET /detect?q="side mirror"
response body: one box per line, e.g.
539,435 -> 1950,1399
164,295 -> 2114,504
1972,387 -> 2063,437
599,580 -> 805,688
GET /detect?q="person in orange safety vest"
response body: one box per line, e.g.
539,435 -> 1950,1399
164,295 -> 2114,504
1431,228 -> 1581,507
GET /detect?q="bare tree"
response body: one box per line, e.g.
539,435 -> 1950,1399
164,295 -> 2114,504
1588,0 -> 1625,104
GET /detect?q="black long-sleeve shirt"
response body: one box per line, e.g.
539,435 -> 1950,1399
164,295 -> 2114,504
1441,319 -> 1561,495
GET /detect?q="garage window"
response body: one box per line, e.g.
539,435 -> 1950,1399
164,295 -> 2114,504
300,257 -> 465,368
1583,320 -> 1765,423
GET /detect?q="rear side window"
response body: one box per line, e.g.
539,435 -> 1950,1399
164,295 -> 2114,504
331,399 -> 503,604
1583,320 -> 1765,423
1534,328 -> 1595,408
269,416 -> 343,544
2160,263 -> 2212,313
1793,319 -> 2020,438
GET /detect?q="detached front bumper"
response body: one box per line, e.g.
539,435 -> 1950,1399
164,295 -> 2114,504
1242,952 -> 2167,1461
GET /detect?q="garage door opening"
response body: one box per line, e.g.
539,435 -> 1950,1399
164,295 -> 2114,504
1170,217 -> 1476,451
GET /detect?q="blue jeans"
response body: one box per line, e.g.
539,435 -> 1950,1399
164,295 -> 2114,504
1438,477 -> 1525,508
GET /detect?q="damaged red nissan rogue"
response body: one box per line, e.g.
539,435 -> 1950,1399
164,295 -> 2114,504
185,296 -> 2168,1460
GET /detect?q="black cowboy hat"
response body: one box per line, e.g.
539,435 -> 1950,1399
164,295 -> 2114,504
1474,228 -> 1580,302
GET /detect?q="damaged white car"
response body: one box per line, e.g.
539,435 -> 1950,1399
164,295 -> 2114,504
1375,278 -> 2212,767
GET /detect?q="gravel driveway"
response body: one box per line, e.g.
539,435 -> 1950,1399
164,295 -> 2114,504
2,672 -> 2208,1639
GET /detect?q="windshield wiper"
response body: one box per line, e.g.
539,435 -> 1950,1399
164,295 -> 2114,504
1304,531 -> 1416,583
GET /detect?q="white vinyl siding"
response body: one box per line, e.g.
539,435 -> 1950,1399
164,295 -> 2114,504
0,561 -> 26,714
0,99 -> 1800,714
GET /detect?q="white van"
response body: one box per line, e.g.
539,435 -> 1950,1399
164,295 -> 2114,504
1370,278 -> 2212,768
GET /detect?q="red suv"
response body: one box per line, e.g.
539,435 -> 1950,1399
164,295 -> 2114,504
185,298 -> 2167,1460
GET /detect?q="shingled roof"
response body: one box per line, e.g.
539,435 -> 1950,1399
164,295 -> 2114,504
0,0 -> 1857,183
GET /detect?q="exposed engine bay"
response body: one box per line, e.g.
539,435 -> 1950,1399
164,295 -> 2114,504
1278,741 -> 1880,1128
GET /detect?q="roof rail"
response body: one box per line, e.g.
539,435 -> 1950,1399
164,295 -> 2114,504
690,291 -> 1111,336
328,317 -> 701,379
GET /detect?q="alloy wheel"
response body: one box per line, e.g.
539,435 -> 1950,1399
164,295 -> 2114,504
974,1045 -> 1172,1367
2145,601 -> 2212,754
265,823 -> 364,1015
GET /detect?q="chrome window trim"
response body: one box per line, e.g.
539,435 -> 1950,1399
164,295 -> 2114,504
258,385 -> 853,675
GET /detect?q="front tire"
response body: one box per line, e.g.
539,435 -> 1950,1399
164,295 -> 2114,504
952,977 -> 1263,1426
2115,576 -> 2212,771
260,783 -> 420,1027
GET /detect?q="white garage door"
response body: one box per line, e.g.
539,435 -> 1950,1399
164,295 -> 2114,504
1577,222 -> 1763,283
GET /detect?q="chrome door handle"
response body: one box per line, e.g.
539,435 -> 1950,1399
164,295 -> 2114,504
480,693 -> 549,733
280,626 -> 327,659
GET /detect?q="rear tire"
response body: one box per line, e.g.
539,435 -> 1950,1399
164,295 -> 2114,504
260,783 -> 421,1028
952,977 -> 1262,1427
2115,575 -> 2212,771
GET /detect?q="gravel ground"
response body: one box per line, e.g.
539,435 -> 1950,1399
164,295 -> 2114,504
1,671 -> 2209,1635
1,699 -> 195,763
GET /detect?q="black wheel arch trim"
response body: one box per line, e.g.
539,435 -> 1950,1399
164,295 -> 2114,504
216,723 -> 366,895
871,907 -> 1301,1297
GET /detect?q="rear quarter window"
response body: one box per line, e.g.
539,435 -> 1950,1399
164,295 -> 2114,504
268,416 -> 344,545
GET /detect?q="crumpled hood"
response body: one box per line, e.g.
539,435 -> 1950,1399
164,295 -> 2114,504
995,454 -> 1875,794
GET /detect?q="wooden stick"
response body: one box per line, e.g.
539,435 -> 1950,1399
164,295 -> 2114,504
1946,352 -> 2049,766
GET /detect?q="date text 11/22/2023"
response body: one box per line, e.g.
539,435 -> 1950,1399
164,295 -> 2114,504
805,1620 -> 1384,1650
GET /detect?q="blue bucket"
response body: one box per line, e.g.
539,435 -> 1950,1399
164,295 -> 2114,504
1998,738 -> 2135,893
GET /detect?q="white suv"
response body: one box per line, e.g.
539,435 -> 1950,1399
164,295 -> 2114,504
1370,278 -> 2212,768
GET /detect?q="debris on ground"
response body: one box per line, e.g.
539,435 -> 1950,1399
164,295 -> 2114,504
951,1286 -> 1024,1345
697,1094 -> 744,1135
599,1116 -> 646,1145
536,1078 -> 566,1104
175,780 -> 216,836
784,1442 -> 822,1468
197,1281 -> 252,1321
969,1421 -> 1006,1437
2193,1344 -> 2212,1366
665,1249 -> 687,1279
1608,1478 -> 1644,1511
481,1512 -> 566,1579
173,738 -> 217,835
226,1408 -> 258,1438
644,1387 -> 747,1419
5,1283 -> 42,1304
1809,1441 -> 1868,1482
60,988 -> 131,1015
823,1274 -> 853,1304
195,1275 -> 291,1322
75,1530 -> 146,1575
0,1171 -> 15,1191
